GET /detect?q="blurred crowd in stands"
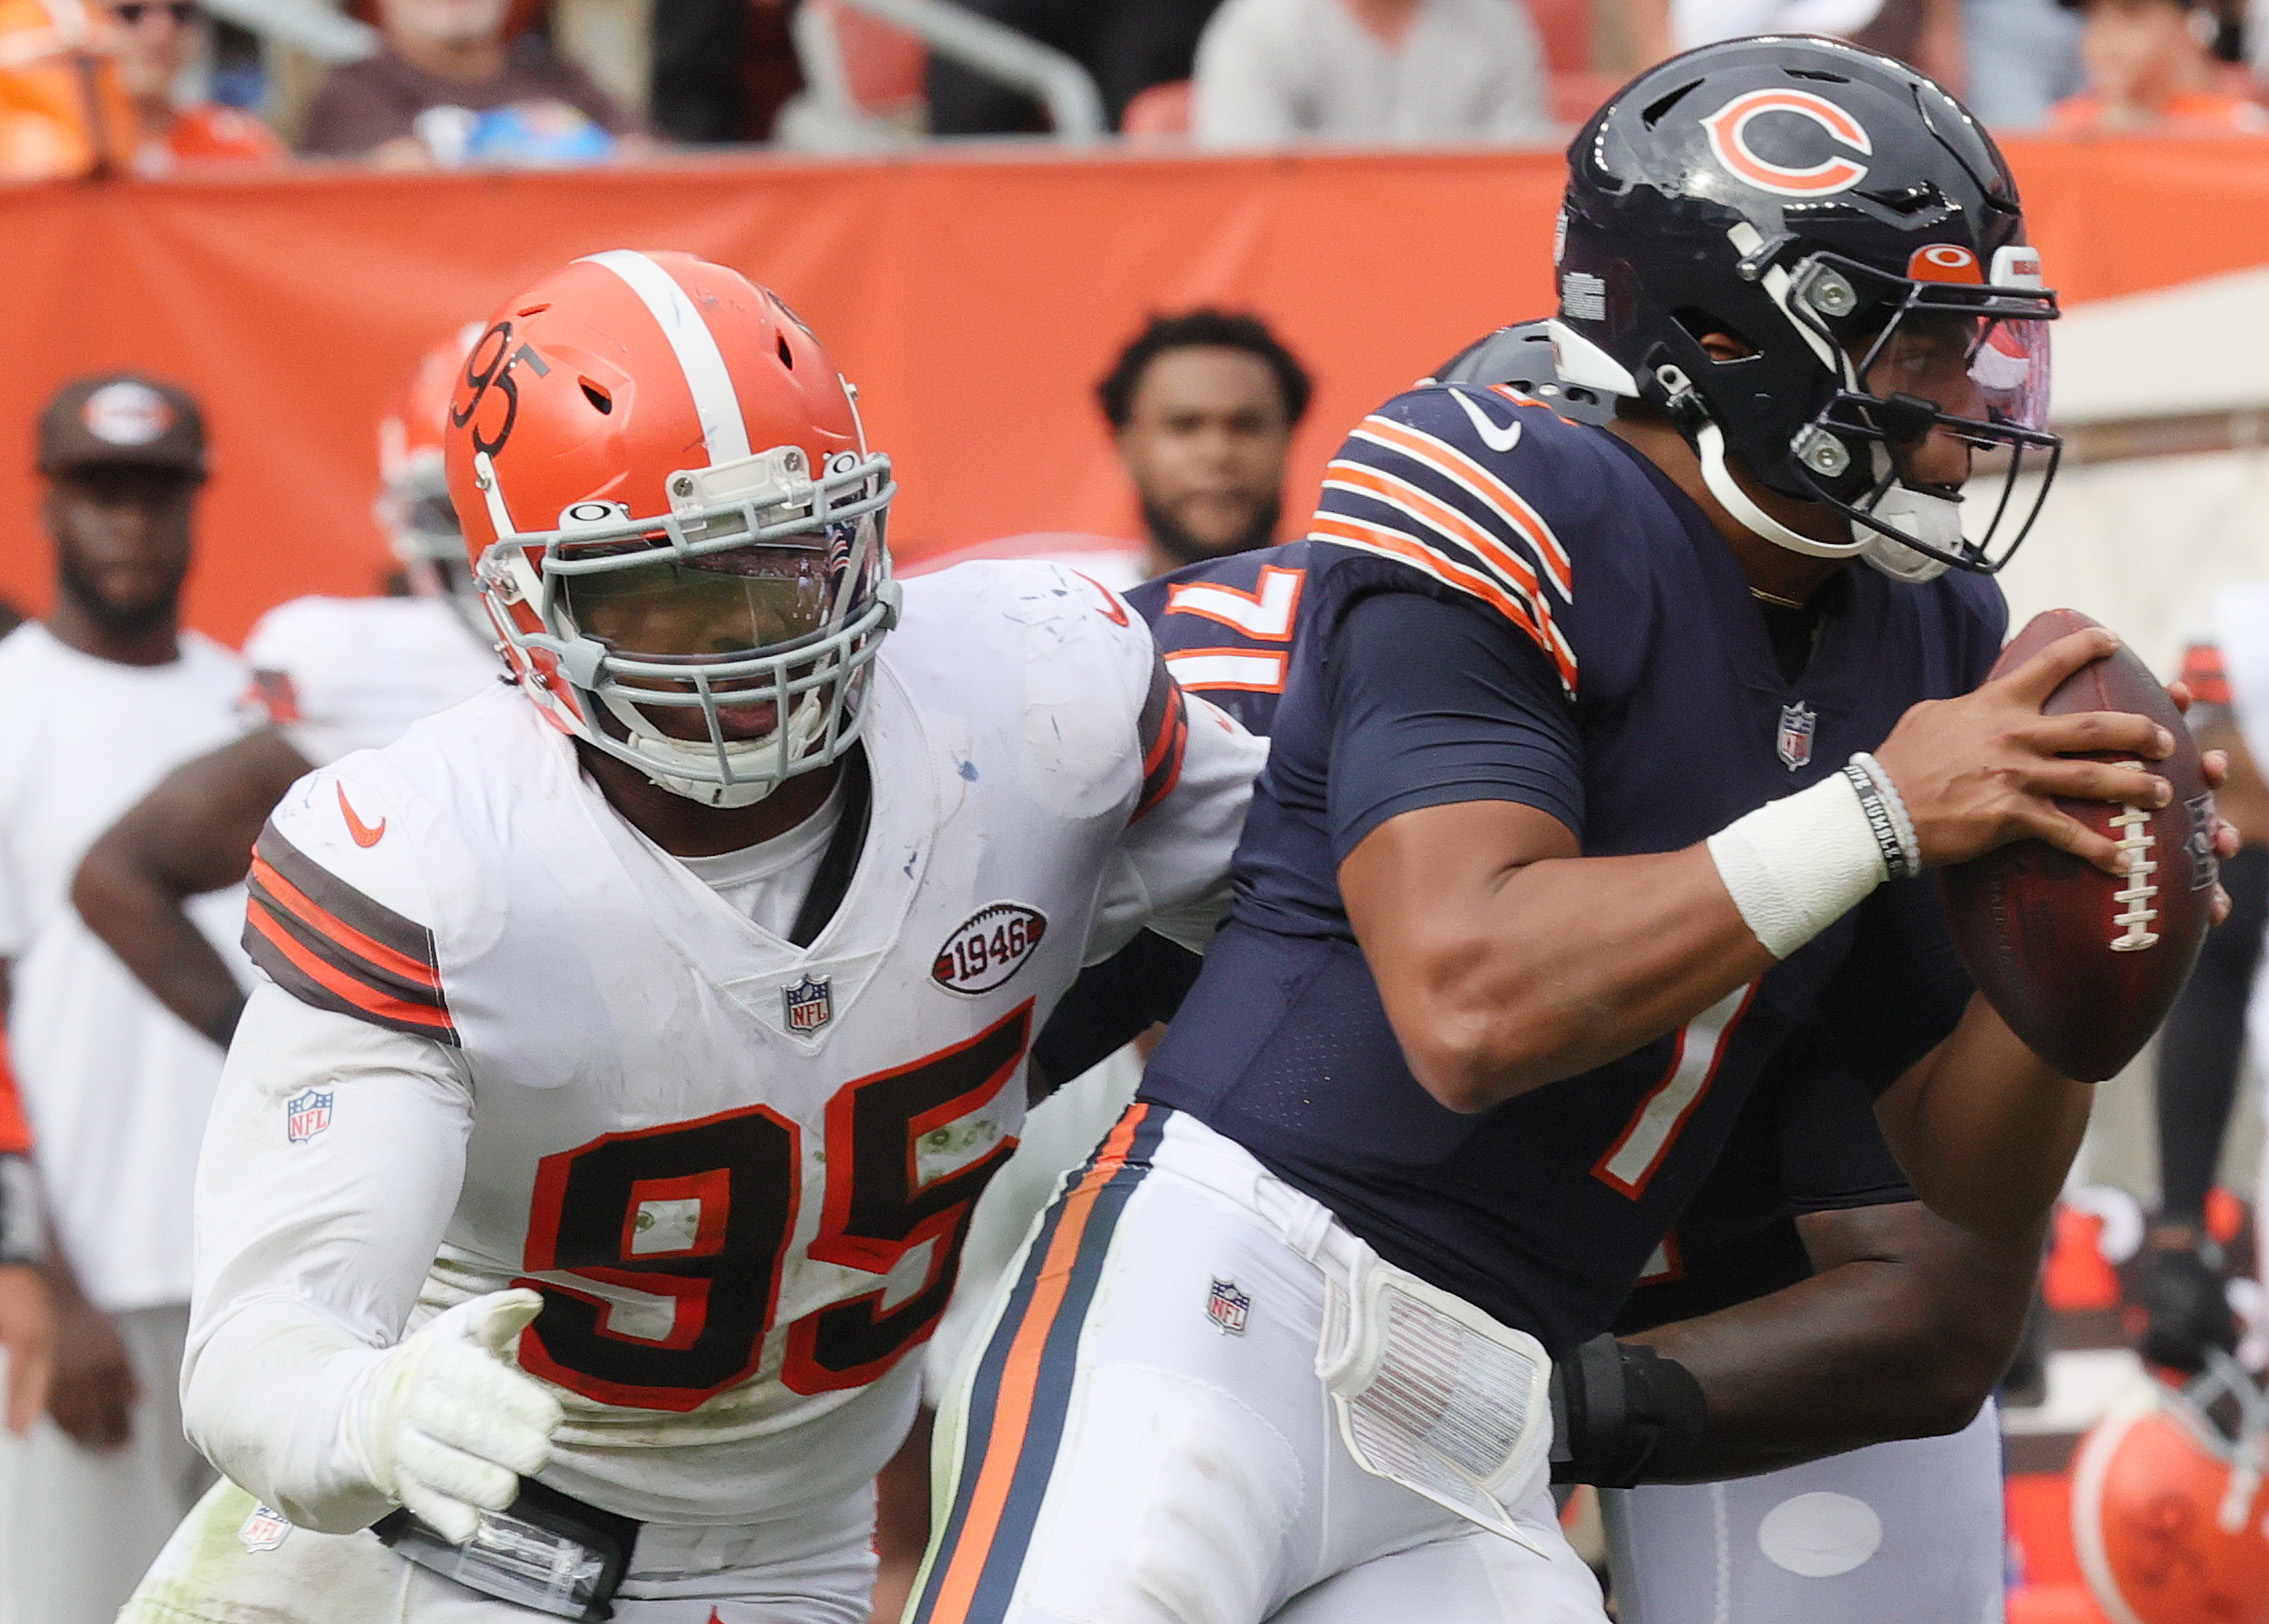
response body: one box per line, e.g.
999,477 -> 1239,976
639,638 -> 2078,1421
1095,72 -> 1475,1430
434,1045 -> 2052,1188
0,0 -> 2265,180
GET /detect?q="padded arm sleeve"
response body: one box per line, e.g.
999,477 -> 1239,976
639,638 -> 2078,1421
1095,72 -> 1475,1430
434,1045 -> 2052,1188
1326,587 -> 1584,860
182,983 -> 473,1532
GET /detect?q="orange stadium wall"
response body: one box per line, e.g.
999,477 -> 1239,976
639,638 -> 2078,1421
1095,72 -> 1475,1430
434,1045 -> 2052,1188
0,136 -> 2261,645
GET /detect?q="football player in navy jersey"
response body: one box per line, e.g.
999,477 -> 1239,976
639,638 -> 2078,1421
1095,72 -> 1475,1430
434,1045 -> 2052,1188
910,38 -> 2239,1624
1034,325 -> 2035,1622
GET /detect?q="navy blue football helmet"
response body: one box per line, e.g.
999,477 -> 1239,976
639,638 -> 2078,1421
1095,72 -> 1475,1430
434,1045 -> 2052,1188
1551,35 -> 2059,581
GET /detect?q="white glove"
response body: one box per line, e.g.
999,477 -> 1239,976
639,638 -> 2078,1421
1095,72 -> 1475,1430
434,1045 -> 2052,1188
340,1288 -> 563,1544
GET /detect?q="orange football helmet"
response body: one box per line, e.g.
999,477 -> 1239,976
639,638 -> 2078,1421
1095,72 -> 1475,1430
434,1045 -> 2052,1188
378,321 -> 484,627
2073,1351 -> 2269,1624
443,251 -> 894,807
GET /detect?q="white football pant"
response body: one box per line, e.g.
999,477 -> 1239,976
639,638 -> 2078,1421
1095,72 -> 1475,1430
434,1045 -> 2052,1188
911,1105 -> 1607,1624
118,1478 -> 878,1623
1600,1400 -> 2004,1624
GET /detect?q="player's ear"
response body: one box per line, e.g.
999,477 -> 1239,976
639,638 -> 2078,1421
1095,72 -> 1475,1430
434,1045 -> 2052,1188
1697,332 -> 1758,363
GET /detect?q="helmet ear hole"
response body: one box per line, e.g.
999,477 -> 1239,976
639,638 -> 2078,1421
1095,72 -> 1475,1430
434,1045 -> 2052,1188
777,336 -> 795,370
580,380 -> 612,414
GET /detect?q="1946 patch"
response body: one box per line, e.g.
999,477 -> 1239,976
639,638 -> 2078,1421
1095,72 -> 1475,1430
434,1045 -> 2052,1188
932,903 -> 1047,995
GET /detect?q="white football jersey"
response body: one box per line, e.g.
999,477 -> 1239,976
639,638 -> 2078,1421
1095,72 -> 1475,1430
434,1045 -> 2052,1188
184,561 -> 1262,1529
239,595 -> 500,768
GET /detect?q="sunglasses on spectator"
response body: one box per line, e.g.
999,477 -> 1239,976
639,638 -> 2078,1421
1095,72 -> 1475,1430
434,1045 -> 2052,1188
111,1 -> 198,22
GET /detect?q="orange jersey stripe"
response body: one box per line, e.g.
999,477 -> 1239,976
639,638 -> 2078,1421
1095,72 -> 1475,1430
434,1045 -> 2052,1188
1324,458 -> 1550,603
1352,416 -> 1573,596
247,904 -> 455,1035
249,854 -> 440,993
1308,514 -> 1580,695
925,1106 -> 1149,1623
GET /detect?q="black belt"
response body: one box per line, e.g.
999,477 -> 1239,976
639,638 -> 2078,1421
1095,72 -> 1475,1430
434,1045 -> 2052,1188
373,1477 -> 640,1620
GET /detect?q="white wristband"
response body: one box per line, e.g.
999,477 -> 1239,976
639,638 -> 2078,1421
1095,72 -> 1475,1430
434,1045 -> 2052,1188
1706,770 -> 1889,959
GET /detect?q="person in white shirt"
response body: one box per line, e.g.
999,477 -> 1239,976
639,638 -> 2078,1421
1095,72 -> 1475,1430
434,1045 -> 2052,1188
0,373 -> 244,1624
1192,0 -> 1552,147
73,328 -> 502,1054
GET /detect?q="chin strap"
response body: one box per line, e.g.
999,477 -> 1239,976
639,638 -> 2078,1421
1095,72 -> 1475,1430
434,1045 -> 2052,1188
1694,423 -> 1866,561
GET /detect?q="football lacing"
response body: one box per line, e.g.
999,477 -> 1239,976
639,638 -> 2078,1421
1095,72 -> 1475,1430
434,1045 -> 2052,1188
2108,765 -> 2161,952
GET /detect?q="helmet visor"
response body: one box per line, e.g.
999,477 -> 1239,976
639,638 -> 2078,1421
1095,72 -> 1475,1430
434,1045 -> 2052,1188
559,539 -> 835,660
1863,311 -> 2051,437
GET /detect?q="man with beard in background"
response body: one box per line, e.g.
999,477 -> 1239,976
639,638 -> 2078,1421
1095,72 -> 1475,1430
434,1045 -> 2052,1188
0,373 -> 239,1624
1100,309 -> 1311,580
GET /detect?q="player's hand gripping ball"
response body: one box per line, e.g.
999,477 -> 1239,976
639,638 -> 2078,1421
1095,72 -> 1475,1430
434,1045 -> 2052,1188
1939,610 -> 2215,1082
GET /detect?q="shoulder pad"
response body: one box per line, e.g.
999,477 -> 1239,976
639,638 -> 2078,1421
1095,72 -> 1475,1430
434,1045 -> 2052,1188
899,560 -> 1174,819
243,762 -> 460,1046
1312,385 -> 1601,697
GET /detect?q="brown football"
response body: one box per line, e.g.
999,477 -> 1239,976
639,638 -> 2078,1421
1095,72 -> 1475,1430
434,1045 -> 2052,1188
1938,609 -> 2215,1082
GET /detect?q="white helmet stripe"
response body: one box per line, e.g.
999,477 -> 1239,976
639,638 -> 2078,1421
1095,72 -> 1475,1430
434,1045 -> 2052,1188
576,249 -> 752,467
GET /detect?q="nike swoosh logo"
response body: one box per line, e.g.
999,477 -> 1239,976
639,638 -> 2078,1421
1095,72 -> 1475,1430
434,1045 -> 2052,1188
1448,387 -> 1522,454
336,782 -> 386,848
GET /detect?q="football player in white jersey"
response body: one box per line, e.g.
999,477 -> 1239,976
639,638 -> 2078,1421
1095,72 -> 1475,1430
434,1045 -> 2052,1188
119,250 -> 1262,1624
74,327 -> 500,1051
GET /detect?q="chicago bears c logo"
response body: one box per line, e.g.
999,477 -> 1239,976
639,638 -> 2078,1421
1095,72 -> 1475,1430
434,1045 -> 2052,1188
1701,89 -> 1872,198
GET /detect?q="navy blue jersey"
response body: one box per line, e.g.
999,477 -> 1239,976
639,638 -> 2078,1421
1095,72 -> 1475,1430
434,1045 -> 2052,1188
1135,383 -> 2006,1354
1127,533 -> 1928,1340
1610,1028 -> 1915,1335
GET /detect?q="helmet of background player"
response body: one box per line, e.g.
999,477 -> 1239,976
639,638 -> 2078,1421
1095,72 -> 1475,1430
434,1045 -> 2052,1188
378,322 -> 488,637
1551,36 -> 2060,583
443,251 -> 897,809
1429,319 -> 1620,427
2071,1352 -> 2269,1624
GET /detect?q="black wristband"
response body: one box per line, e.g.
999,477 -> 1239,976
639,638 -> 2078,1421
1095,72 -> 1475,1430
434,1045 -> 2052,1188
1549,1334 -> 1710,1488
0,1154 -> 42,1266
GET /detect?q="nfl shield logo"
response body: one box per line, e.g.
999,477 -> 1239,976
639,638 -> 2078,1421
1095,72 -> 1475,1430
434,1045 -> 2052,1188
285,1089 -> 333,1144
783,975 -> 833,1034
238,1502 -> 292,1553
1206,1278 -> 1252,1336
1776,702 -> 1816,771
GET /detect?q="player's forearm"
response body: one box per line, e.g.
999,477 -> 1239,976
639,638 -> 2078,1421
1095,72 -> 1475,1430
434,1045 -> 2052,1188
185,987 -> 476,1526
70,848 -> 246,1046
1874,996 -> 2091,1240
183,1293 -> 395,1531
1628,1207 -> 2040,1477
1630,1262 -> 1998,1477
1354,828 -> 1772,1111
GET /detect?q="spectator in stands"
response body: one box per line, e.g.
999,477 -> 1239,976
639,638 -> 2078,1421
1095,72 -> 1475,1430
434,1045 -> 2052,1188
2050,0 -> 2266,127
102,0 -> 283,173
1625,0 -> 1966,97
1962,0 -> 2085,126
1097,308 -> 1312,576
650,0 -> 802,142
927,0 -> 1222,134
300,0 -> 638,164
1191,0 -> 1551,146
0,375 -> 238,1624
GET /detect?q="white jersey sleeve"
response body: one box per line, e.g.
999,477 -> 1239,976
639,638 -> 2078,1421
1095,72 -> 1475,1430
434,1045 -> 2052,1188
184,752 -> 489,1530
182,982 -> 473,1532
241,597 -> 499,769
1014,566 -> 1263,962
1090,685 -> 1263,960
